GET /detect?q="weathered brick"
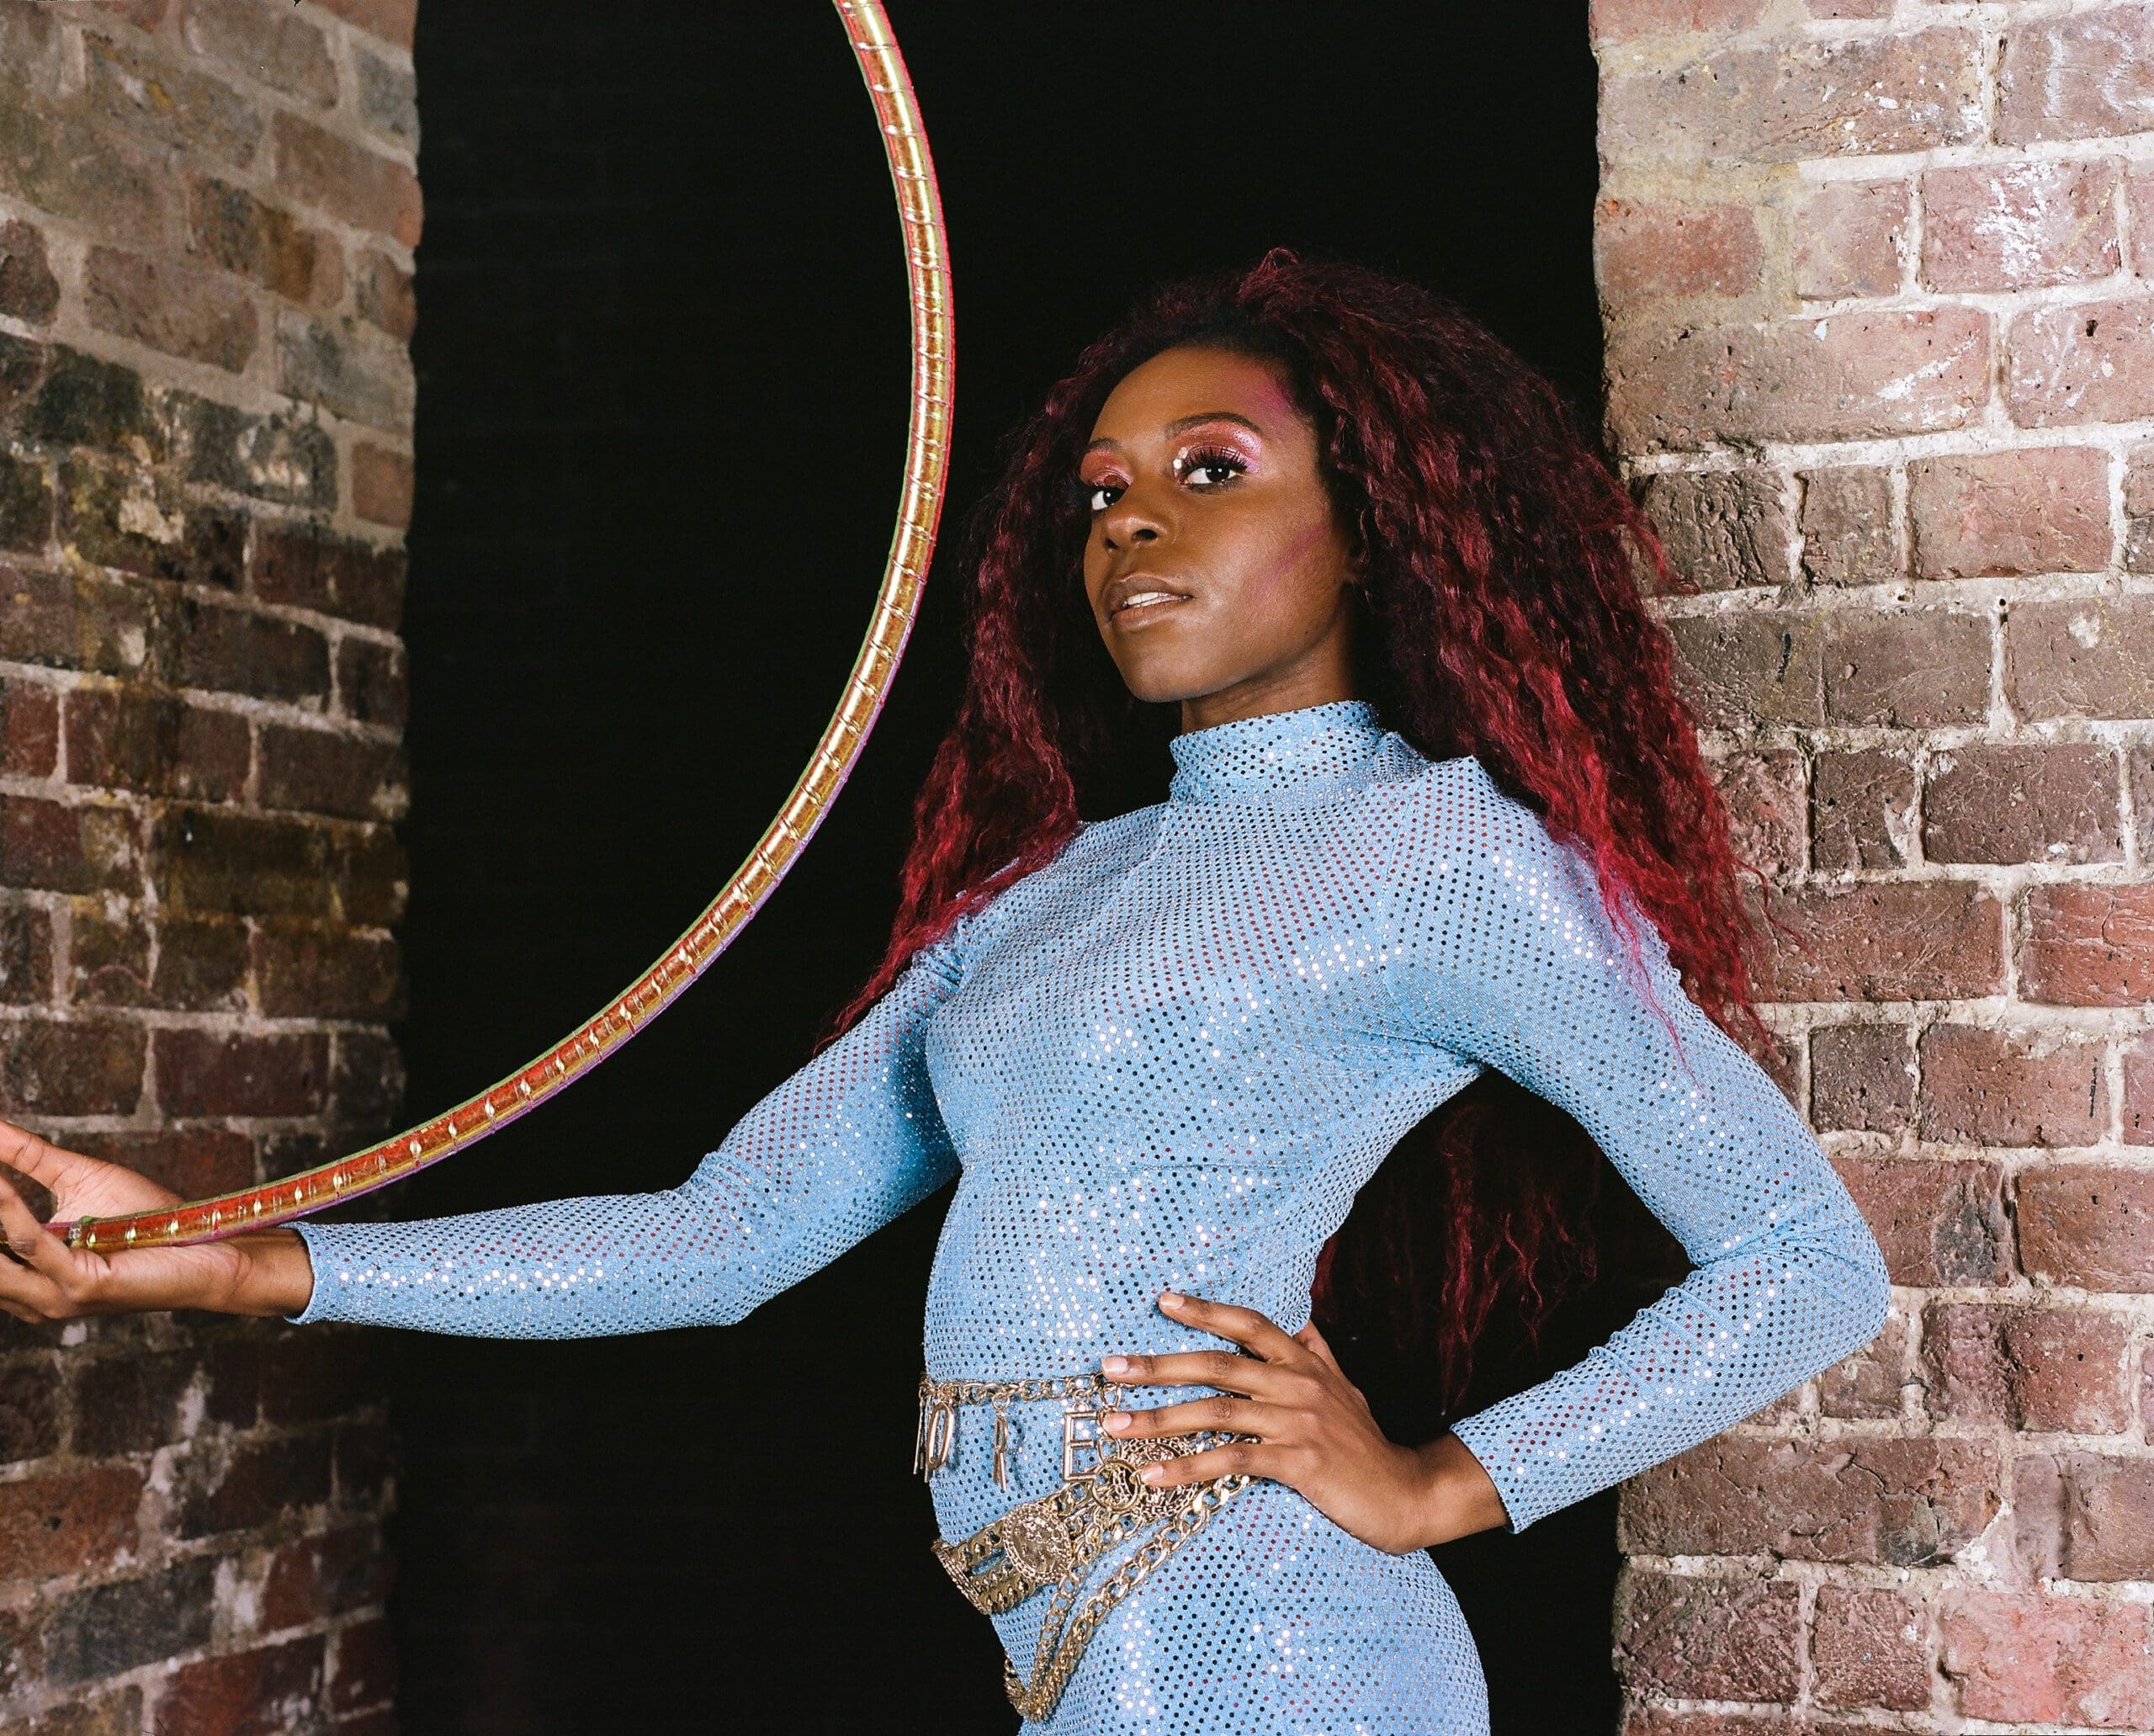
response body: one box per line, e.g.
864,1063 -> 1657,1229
176,395 -> 337,510
166,596 -> 329,704
0,1017 -> 145,1116
1817,1308 -> 1910,1420
1610,308 -> 1989,450
1752,880 -> 2001,1003
331,825 -> 406,928
352,248 -> 415,342
354,45 -> 418,149
0,2 -> 63,98
2022,883 -> 2154,1007
1621,1435 -> 2001,1566
70,1127 -> 252,1199
252,523 -> 406,629
271,112 -> 422,248
1923,744 -> 2120,867
65,910 -> 149,1009
59,459 -> 246,592
184,174 -> 341,308
0,217 -> 60,324
1616,1572 -> 1801,1701
1589,0 -> 1766,41
2008,595 -> 2154,721
1812,1584 -> 1929,1712
1824,607 -> 1992,728
1597,200 -> 1763,302
63,687 -> 249,804
0,899 -> 52,1006
276,311 -> 415,434
1997,8 -> 2154,146
0,69 -> 167,250
263,1523 -> 390,1627
1918,1023 -> 2106,1148
1,1688 -> 151,1736
155,1028 -> 328,1119
1797,466 -> 1897,587
154,1637 -> 325,1736
329,1027 -> 403,1134
0,450 -> 57,554
72,911 -> 249,1013
2128,443 -> 2154,573
1600,30 -> 1983,165
1811,748 -> 1912,872
1669,610 -> 1823,726
70,1350 -> 198,1456
1639,469 -> 1788,592
1939,1590 -> 2154,1728
254,924 -> 401,1021
153,805 -> 334,918
0,677 -> 57,778
1922,160 -> 2122,293
348,441 -> 410,528
179,0 -> 335,106
1923,1303 -> 2131,1432
1835,1155 -> 2010,1287
174,1431 -> 332,1538
2029,1456 -> 2154,1594
0,1465 -> 141,1582
23,348 -> 157,459
2009,296 -> 2154,427
257,725 -> 406,823
1793,180 -> 1906,301
82,246 -> 258,373
0,796 -> 139,894
328,1616 -> 395,1713
1907,447 -> 2111,580
82,31 -> 264,170
1811,1022 -> 1913,1134
0,1356 -> 61,1460
40,1558 -> 216,1686
313,0 -> 414,49
2018,1165 -> 2154,1291
335,638 -> 406,730
1709,749 -> 1803,881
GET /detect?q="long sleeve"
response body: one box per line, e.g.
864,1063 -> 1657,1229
284,924 -> 978,1338
1386,764 -> 1891,1533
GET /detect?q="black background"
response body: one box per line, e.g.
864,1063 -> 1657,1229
381,4 -> 1616,1729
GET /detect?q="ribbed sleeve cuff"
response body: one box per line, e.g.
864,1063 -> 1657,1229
283,1220 -> 341,1325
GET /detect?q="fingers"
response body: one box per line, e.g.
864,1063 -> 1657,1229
1134,1438 -> 1268,1490
1155,1289 -> 1302,1362
1104,1394 -> 1287,1442
1294,1319 -> 1342,1370
0,1175 -> 72,1319
1102,1347 -> 1275,1396
0,1118 -> 66,1191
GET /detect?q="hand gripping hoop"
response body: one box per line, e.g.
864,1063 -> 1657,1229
51,0 -> 954,1255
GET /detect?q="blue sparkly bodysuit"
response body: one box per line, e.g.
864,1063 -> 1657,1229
289,699 -> 1891,1733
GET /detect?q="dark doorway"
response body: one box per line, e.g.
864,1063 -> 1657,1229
386,5 -> 1610,1729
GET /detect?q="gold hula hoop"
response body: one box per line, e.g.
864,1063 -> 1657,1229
55,0 -> 953,1254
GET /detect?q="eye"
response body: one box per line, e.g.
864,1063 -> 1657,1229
1073,445 -> 1250,513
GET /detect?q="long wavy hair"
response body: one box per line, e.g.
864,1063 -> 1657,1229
813,247 -> 1769,1420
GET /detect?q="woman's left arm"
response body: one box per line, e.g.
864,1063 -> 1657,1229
1386,767 -> 1891,1534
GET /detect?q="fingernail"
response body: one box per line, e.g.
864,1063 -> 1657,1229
1102,1356 -> 1129,1374
1159,1290 -> 1181,1308
1103,1412 -> 1131,1432
1141,1465 -> 1163,1483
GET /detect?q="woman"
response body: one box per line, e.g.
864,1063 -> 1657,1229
0,249 -> 1890,1733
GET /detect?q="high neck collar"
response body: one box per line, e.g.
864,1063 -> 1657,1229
1167,698 -> 1388,806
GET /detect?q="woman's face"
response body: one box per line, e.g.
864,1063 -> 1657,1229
1079,344 -> 1362,733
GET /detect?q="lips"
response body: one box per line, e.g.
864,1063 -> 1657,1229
1104,572 -> 1193,621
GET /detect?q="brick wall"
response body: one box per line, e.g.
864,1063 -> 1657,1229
0,1 -> 416,1731
1594,0 -> 2154,1729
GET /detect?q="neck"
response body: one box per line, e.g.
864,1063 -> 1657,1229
1178,672 -> 1361,736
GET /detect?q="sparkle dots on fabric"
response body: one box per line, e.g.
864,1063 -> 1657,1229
288,698 -> 1890,1733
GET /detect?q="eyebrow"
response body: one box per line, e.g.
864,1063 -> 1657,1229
1084,410 -> 1265,452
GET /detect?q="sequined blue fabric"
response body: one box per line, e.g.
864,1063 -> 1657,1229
289,698 -> 1889,1733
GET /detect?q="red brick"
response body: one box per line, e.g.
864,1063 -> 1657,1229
0,1466 -> 141,1582
1812,1584 -> 1929,1711
1669,610 -> 1824,726
1997,8 -> 2154,146
1710,749 -> 1803,881
263,1524 -> 391,1627
331,824 -> 406,928
257,725 -> 406,823
70,1350 -> 198,1455
1793,180 -> 1906,301
2008,296 -> 2154,427
1835,1155 -> 2009,1287
334,639 -> 406,730
352,248 -> 415,342
1811,1022 -> 1912,1134
0,1018 -> 146,1116
0,217 -> 59,325
82,247 -> 257,374
1921,160 -> 2122,293
1939,1590 -> 2154,1727
0,66 -> 168,249
1811,748 -> 1912,872
328,1616 -> 395,1713
328,1027 -> 403,1137
1796,465 -> 1897,586
167,597 -> 330,705
154,1028 -> 328,1119
152,806 -> 337,919
1610,307 -> 1989,450
1639,469 -> 1790,592
1597,200 -> 1764,301
1616,1572 -> 1801,1701
271,113 -> 422,249
251,523 -> 406,629
0,899 -> 52,1006
1921,1303 -> 2132,1431
173,1431 -> 332,1538
2023,883 -> 2154,1006
1621,1435 -> 2001,1566
1817,1307 -> 1911,1420
1822,606 -> 1992,728
0,677 -> 57,778
1907,446 -> 2111,580
1600,31 -> 1984,164
2128,442 -> 2154,572
153,1636 -> 324,1736
0,797 -> 139,895
71,1128 -> 252,1199
2009,594 -> 2154,721
254,924 -> 401,1020
311,0 -> 414,50
1923,744 -> 2120,866
184,174 -> 342,309
275,310 -> 416,434
2018,1165 -> 2154,1291
1618,1713 -> 1808,1736
57,459 -> 245,592
2128,1032 -> 2154,1147
0,1358 -> 61,1459
0,451 -> 55,555
63,688 -> 250,805
1751,881 -> 2002,1003
0,565 -> 158,680
1918,1024 -> 2106,1148
348,442 -> 411,529
1589,0 -> 1764,40
80,31 -> 265,172
179,0 -> 336,107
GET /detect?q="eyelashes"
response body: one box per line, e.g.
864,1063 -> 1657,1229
1072,443 -> 1251,512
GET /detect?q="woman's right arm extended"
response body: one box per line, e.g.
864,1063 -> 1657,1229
0,926 -> 977,1338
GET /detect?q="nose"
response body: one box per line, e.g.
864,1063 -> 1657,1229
1101,494 -> 1164,550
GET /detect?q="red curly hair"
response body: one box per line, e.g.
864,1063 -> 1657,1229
814,247 -> 1769,1418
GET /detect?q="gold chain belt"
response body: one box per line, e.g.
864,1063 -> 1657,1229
916,1371 -> 1254,1722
